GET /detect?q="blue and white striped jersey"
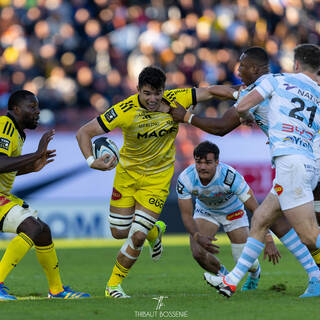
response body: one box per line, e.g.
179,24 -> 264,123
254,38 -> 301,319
176,162 -> 250,215
239,74 -> 270,136
255,73 -> 320,160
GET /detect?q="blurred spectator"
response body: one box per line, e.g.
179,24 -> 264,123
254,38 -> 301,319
0,0 -> 319,132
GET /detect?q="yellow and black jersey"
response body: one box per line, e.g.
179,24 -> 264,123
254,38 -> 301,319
97,88 -> 196,174
0,114 -> 25,196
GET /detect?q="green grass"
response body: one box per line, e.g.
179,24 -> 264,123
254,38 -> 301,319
0,235 -> 319,320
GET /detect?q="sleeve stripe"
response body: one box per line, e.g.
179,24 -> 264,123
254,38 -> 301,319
96,116 -> 110,133
191,88 -> 197,105
6,123 -> 12,136
10,127 -> 14,137
2,121 -> 8,134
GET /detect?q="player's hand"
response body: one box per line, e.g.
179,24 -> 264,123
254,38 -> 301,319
33,149 -> 56,172
37,129 -> 55,156
196,234 -> 220,254
264,237 -> 281,264
91,154 -> 117,171
170,100 -> 187,123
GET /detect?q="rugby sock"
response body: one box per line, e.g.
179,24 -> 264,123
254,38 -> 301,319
35,243 -> 63,294
250,264 -> 261,279
225,237 -> 264,286
0,233 -> 33,282
107,260 -> 129,287
280,228 -> 320,280
146,225 -> 159,242
311,249 -> 320,265
218,264 -> 229,276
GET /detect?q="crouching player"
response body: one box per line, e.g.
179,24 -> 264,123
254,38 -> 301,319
176,141 -> 279,290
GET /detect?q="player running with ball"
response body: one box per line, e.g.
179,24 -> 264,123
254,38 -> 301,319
76,66 -> 238,298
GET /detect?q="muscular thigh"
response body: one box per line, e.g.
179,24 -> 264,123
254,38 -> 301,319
135,166 -> 174,214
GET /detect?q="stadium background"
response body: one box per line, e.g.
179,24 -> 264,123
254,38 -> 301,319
0,0 -> 319,238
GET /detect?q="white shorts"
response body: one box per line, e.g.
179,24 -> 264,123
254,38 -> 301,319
2,205 -> 37,234
271,154 -> 318,211
316,158 -> 320,183
193,203 -> 249,233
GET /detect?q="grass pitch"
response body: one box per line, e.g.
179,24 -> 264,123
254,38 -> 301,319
0,234 -> 318,320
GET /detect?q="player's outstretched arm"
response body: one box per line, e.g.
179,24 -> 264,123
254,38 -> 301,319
76,118 -> 116,171
178,198 -> 219,254
0,129 -> 55,174
171,101 -> 241,136
195,85 -> 237,102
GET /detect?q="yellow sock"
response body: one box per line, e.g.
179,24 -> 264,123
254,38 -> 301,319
311,248 -> 320,265
35,243 -> 63,294
147,225 -> 159,242
0,233 -> 33,283
107,260 -> 129,287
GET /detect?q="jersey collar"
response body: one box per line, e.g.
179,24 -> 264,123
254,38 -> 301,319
6,113 -> 26,141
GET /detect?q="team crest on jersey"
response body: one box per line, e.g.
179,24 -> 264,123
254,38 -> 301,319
224,170 -> 235,187
104,108 -> 118,123
0,137 -> 10,151
226,209 -> 244,221
191,190 -> 199,196
274,184 -> 283,196
112,188 -> 122,200
0,196 -> 10,206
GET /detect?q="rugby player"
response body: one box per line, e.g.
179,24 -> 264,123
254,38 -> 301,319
203,44 -> 320,298
76,66 -> 238,298
0,90 -> 89,300
172,47 -> 320,288
177,141 -> 279,290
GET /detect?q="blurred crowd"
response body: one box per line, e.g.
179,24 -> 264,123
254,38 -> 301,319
0,0 -> 319,130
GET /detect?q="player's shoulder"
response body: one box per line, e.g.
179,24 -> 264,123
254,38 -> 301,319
111,93 -> 139,113
179,163 -> 196,180
218,162 -> 238,186
0,115 -> 16,136
163,88 -> 192,101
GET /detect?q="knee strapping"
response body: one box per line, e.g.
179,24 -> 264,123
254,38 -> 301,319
129,210 -> 157,236
108,212 -> 134,230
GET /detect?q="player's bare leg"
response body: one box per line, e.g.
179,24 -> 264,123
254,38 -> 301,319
189,218 -> 226,274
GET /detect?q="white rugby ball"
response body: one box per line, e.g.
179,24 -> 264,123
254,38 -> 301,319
92,137 -> 120,166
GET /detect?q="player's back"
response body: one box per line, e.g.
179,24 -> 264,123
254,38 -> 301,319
256,73 -> 320,160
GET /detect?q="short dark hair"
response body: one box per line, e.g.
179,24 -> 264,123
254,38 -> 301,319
294,44 -> 320,72
243,47 -> 269,66
138,66 -> 166,90
8,90 -> 35,110
193,141 -> 220,161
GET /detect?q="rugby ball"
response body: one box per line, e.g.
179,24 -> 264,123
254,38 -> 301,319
92,137 -> 120,166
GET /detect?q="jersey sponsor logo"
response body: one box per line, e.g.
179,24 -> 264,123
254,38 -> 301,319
226,209 -> 244,221
177,180 -> 185,194
274,184 -> 283,196
297,89 -> 320,106
104,108 -> 118,123
195,207 -> 210,216
224,169 -> 235,187
111,187 -> 122,200
0,196 -> 10,206
281,123 -> 313,141
283,83 -> 297,91
0,137 -> 10,151
137,127 -> 178,139
282,136 -> 312,152
148,197 -> 164,208
191,190 -> 199,196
